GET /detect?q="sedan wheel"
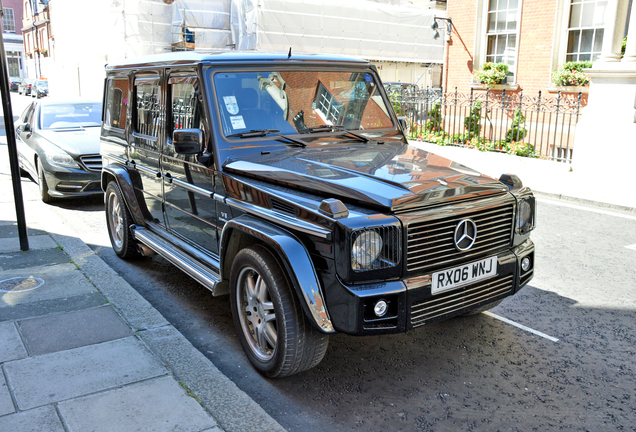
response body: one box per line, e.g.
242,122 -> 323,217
105,181 -> 140,259
37,159 -> 54,203
230,245 -> 329,378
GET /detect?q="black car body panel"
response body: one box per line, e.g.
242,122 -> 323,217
100,52 -> 536,375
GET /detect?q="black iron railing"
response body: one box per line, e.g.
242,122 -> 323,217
389,87 -> 584,163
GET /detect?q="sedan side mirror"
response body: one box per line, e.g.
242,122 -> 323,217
172,128 -> 203,155
397,117 -> 410,136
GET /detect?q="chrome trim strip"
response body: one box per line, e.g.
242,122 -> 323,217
223,197 -> 331,240
132,163 -> 159,177
167,176 -> 214,198
103,153 -> 128,165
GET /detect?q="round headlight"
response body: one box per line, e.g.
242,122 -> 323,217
516,200 -> 533,231
352,230 -> 383,268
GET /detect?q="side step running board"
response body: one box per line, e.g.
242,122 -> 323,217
132,226 -> 226,296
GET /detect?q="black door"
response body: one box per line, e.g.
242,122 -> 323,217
162,74 -> 219,256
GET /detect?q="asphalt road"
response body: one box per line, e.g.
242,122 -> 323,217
3,93 -> 636,430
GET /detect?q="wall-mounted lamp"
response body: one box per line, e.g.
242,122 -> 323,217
432,16 -> 452,41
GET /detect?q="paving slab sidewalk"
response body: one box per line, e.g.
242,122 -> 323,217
0,179 -> 284,431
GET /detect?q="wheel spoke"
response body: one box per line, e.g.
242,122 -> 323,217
245,273 -> 257,299
263,322 -> 277,348
256,321 -> 267,349
255,275 -> 267,303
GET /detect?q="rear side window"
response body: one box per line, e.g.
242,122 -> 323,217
105,77 -> 129,130
134,77 -> 161,137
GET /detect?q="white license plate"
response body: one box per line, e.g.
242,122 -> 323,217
431,256 -> 498,295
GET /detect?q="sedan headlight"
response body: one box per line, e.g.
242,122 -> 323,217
351,227 -> 401,271
516,198 -> 535,234
46,150 -> 79,169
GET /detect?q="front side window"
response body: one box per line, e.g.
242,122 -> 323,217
212,70 -> 393,139
3,8 -> 15,32
566,0 -> 606,62
169,76 -> 204,131
485,0 -> 519,80
134,78 -> 161,137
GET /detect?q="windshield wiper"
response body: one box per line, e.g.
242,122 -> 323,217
227,129 -> 280,138
299,125 -> 370,143
227,129 -> 307,147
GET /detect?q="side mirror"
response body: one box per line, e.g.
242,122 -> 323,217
172,128 -> 203,155
397,116 -> 410,136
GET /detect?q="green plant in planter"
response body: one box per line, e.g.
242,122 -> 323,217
506,109 -> 528,143
474,62 -> 509,87
425,101 -> 444,132
463,101 -> 482,136
551,61 -> 592,86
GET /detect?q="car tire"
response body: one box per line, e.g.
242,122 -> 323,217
230,245 -> 329,378
37,159 -> 54,203
462,299 -> 503,316
105,181 -> 140,259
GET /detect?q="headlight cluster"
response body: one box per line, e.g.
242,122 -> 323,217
516,197 -> 535,234
351,226 -> 401,271
46,150 -> 79,169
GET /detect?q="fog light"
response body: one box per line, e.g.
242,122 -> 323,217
374,300 -> 388,317
521,257 -> 531,272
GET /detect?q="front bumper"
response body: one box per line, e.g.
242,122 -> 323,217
42,167 -> 102,198
321,239 -> 535,335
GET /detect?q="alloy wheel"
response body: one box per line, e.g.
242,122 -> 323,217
236,266 -> 278,361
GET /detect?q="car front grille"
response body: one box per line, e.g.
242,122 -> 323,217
405,204 -> 514,274
80,155 -> 103,172
410,273 -> 514,328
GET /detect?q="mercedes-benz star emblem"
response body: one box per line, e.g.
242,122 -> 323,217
454,219 -> 477,251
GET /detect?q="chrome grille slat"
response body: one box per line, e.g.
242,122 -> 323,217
79,155 -> 103,172
409,230 -> 511,256
407,239 -> 510,267
409,210 -> 514,235
405,204 -> 514,273
410,274 -> 514,327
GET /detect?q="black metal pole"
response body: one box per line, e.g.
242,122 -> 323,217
0,2 -> 29,251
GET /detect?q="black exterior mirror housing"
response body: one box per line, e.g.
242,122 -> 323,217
173,128 -> 203,155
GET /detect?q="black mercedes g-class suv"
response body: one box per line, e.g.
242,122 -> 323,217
100,52 -> 535,378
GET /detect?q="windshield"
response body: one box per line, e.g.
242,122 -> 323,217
40,103 -> 102,129
212,70 -> 393,138
37,80 -> 48,87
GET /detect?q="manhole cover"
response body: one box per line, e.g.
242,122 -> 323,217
0,277 -> 45,293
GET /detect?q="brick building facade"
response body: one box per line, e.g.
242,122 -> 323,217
443,0 -> 627,99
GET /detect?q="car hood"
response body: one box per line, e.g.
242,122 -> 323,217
223,141 -> 508,212
37,127 -> 101,157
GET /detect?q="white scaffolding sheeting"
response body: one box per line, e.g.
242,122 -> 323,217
171,0 -> 233,50
106,0 -> 444,63
253,0 -> 444,63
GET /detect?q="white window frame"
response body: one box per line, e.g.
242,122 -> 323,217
473,0 -> 522,85
2,8 -> 15,33
565,0 -> 607,63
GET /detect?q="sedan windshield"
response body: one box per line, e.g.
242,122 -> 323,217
40,102 -> 102,129
212,70 -> 393,138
